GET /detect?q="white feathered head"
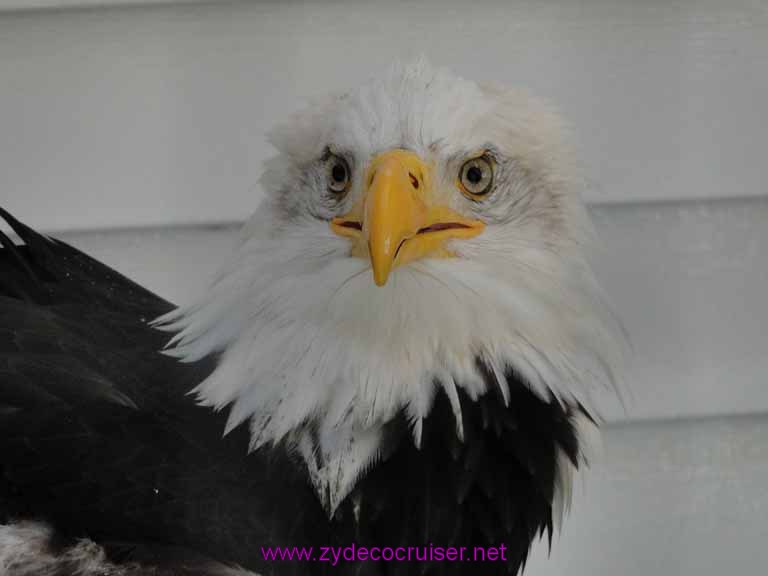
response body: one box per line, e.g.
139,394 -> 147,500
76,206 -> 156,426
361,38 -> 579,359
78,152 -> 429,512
158,58 -> 624,512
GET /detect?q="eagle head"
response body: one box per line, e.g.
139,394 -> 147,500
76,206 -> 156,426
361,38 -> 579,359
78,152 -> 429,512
158,58 -> 625,514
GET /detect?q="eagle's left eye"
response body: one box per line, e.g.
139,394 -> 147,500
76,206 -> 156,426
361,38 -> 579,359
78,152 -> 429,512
326,154 -> 351,194
458,155 -> 494,198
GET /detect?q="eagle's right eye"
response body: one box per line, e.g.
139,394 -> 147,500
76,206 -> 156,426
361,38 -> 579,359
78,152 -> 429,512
326,154 -> 351,194
458,154 -> 494,199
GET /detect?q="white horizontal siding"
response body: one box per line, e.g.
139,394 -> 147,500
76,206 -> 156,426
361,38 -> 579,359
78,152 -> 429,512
527,413 -> 768,576
1,0 -> 767,231
41,196 -> 767,424
0,0 -> 198,10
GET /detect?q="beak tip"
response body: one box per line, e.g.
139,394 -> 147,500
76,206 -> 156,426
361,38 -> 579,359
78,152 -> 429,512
373,270 -> 389,287
372,260 -> 391,286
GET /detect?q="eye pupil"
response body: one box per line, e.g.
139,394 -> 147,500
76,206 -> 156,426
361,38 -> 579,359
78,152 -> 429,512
332,163 -> 347,183
466,165 -> 483,184
326,153 -> 351,194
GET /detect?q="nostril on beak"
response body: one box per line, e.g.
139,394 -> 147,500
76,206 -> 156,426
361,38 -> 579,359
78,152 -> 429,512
409,172 -> 420,190
337,220 -> 362,231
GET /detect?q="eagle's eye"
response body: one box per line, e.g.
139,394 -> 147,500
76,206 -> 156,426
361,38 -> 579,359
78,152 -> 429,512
458,155 -> 494,199
326,154 -> 351,194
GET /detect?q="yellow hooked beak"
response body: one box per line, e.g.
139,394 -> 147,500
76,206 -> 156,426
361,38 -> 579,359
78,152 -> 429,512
330,149 -> 485,286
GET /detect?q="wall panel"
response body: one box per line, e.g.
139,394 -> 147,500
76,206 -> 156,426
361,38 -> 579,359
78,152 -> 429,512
1,0 -> 766,230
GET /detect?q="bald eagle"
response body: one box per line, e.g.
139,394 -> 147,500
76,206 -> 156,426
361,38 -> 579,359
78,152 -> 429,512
0,60 -> 624,576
